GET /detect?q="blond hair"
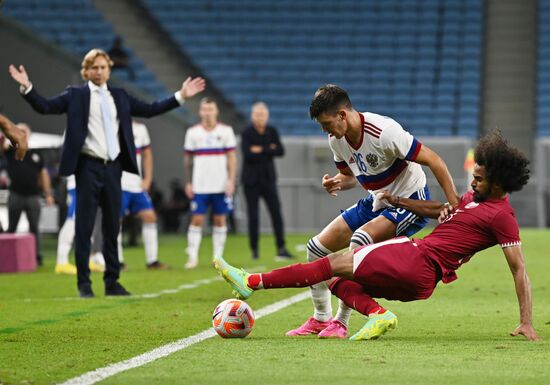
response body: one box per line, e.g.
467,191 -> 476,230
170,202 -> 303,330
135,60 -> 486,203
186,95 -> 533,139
80,48 -> 113,80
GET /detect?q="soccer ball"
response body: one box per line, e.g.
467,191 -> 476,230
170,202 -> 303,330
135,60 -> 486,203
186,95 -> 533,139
212,299 -> 255,338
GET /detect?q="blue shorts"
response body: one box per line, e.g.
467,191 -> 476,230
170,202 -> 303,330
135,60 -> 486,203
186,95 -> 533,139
191,193 -> 229,215
341,186 -> 431,237
66,188 -> 76,219
120,191 -> 154,217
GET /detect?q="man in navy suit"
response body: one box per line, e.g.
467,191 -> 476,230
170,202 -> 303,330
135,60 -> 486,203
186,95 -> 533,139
9,48 -> 205,297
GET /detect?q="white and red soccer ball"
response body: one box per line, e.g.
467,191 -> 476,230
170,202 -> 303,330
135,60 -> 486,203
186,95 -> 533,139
212,299 -> 255,338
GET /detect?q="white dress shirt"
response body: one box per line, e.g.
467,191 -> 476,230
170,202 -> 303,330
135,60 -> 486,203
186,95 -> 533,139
81,81 -> 120,160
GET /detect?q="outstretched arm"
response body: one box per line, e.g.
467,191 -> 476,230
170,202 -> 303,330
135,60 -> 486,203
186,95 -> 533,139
377,191 -> 448,219
414,145 -> 460,207
503,245 -> 539,341
0,114 -> 28,160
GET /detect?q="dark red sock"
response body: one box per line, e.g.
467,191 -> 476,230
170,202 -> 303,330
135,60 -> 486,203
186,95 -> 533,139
261,257 -> 333,289
329,278 -> 382,316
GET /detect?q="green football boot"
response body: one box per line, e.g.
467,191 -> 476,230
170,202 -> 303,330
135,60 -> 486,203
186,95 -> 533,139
349,310 -> 398,341
213,255 -> 254,300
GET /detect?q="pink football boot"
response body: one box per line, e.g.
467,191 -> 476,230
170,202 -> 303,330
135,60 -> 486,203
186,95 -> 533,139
318,320 -> 348,339
286,317 -> 333,336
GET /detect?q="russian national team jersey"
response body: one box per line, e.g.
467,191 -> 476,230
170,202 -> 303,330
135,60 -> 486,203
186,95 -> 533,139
416,190 -> 521,283
184,123 -> 236,194
121,122 -> 151,193
329,112 -> 426,198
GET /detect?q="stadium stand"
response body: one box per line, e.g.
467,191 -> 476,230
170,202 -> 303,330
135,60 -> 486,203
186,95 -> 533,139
2,0 -> 169,100
142,0 -> 483,136
539,0 -> 550,136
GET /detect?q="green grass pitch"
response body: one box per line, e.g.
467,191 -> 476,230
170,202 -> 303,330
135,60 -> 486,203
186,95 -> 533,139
0,230 -> 549,385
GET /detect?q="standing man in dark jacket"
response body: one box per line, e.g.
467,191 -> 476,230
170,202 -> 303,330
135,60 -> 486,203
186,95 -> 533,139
4,123 -> 54,266
241,102 -> 293,260
9,48 -> 205,297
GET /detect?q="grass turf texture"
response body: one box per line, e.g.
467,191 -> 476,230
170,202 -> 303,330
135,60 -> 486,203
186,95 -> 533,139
0,230 -> 549,385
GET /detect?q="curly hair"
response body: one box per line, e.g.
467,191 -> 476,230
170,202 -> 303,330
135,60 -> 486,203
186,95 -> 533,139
474,130 -> 530,193
309,84 -> 352,119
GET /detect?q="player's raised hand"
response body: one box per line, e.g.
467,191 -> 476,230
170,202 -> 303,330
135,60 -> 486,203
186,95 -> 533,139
322,174 -> 341,197
510,323 -> 540,341
8,64 -> 31,89
180,76 -> 206,99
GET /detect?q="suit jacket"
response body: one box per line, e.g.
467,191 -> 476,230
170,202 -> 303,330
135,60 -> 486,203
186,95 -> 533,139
240,124 -> 284,186
23,84 -> 179,176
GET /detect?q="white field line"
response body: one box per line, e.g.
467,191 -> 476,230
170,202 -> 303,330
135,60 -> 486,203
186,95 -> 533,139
21,266 -> 266,303
58,291 -> 309,385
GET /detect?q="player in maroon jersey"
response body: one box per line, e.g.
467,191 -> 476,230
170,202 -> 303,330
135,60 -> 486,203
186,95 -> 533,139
214,131 -> 539,341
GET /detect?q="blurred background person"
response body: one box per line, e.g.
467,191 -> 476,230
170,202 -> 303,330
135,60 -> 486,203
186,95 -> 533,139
3,123 -> 54,266
117,120 -> 167,270
241,102 -> 293,260
107,36 -> 135,80
183,98 -> 236,269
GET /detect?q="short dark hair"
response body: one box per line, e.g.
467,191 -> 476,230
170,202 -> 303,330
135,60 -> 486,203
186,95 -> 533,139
309,84 -> 352,119
200,97 -> 216,105
474,130 -> 530,193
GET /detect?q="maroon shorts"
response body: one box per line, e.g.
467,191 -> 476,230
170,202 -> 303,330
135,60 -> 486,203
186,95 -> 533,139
352,237 -> 441,302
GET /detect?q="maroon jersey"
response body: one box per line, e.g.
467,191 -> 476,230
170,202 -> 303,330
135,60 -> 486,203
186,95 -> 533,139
416,190 -> 521,283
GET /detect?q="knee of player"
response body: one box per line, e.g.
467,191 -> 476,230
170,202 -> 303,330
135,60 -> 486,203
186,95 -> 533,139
306,235 -> 330,262
327,251 -> 354,277
349,229 -> 374,250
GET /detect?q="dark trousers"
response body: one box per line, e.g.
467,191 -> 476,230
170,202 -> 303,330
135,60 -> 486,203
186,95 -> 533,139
244,182 -> 285,252
74,155 -> 122,287
7,191 -> 41,258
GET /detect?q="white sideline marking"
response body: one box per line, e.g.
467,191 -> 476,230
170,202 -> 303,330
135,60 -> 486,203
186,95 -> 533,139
21,267 -> 266,303
58,291 -> 309,385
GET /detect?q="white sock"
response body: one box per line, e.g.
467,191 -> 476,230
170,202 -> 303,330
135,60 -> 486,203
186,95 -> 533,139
142,222 -> 158,264
186,225 -> 202,264
334,229 -> 375,327
212,226 -> 227,258
307,236 -> 333,322
117,228 -> 124,263
90,252 -> 105,266
56,218 -> 75,265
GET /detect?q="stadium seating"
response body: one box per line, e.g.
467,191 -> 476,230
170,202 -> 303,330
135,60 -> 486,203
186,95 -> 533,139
2,0 -> 170,100
539,0 -> 550,135
143,0 -> 482,136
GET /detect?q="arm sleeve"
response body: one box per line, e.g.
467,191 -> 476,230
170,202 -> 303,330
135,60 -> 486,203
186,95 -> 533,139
224,127 -> 237,152
23,87 -> 71,115
492,209 -> 522,248
328,136 -> 348,170
379,120 -> 422,161
241,128 -> 261,162
264,127 -> 284,157
127,92 -> 179,118
183,129 -> 194,154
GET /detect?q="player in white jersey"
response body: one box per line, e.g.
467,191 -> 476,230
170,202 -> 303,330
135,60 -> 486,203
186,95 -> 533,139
118,121 -> 166,270
286,84 -> 460,338
183,98 -> 237,269
55,175 -> 105,274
